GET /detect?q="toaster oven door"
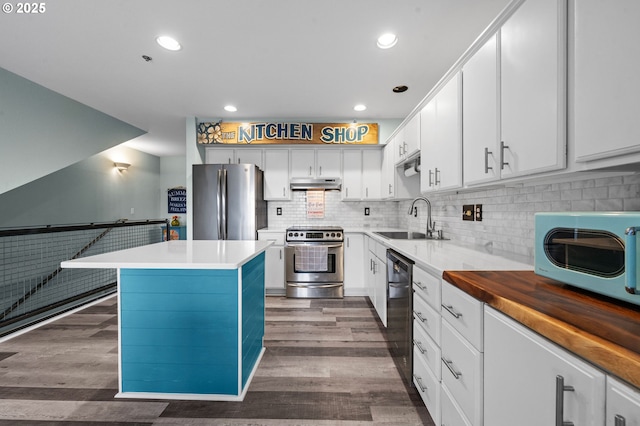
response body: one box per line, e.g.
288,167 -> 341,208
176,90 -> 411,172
543,228 -> 625,278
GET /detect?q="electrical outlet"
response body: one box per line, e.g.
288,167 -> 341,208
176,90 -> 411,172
463,204 -> 474,221
364,207 -> 370,216
276,207 -> 282,216
475,204 -> 483,221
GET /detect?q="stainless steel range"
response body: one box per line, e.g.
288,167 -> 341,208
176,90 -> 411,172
285,226 -> 344,298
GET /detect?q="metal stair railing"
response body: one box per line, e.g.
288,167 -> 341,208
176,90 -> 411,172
0,218 -> 169,336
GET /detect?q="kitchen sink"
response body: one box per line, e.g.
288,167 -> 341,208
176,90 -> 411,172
374,231 -> 449,241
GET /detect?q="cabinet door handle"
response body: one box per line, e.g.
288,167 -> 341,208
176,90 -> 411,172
413,281 -> 426,291
319,166 -> 322,175
442,304 -> 462,319
555,375 -> 575,426
413,311 -> 427,323
442,357 -> 461,379
399,145 -> 403,157
484,147 -> 493,173
346,237 -> 350,248
500,141 -> 509,170
282,187 -> 286,197
615,415 -> 626,426
366,187 -> 369,198
413,374 -> 427,392
388,183 -> 392,194
434,168 -> 441,185
279,249 -> 282,260
345,188 -> 348,198
309,166 -> 313,176
428,169 -> 434,186
413,339 -> 427,354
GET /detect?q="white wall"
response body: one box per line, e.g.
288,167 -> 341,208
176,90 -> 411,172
401,172 -> 640,260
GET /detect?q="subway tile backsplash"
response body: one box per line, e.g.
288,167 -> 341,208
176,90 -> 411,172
267,172 -> 640,260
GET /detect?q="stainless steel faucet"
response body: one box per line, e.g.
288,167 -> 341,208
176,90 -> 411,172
408,197 -> 436,237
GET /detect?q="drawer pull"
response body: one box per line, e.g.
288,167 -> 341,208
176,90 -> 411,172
414,311 -> 427,323
555,375 -> 575,426
442,304 -> 462,319
442,357 -> 461,380
615,415 -> 626,426
413,280 -> 426,291
413,374 -> 427,392
413,339 -> 427,354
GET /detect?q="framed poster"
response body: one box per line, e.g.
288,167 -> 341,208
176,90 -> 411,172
168,187 -> 186,214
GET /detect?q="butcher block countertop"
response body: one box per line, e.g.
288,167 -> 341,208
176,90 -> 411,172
442,270 -> 640,389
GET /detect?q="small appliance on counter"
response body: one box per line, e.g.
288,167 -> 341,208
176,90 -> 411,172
192,164 -> 267,240
284,226 -> 344,298
535,212 -> 640,306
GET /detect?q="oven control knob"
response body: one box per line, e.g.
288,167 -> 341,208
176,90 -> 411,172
288,232 -> 293,237
331,233 -> 336,237
337,232 -> 341,238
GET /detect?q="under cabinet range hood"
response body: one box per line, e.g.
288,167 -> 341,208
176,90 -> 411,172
290,177 -> 342,191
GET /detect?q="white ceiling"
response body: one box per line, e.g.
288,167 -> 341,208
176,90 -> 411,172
0,0 -> 510,157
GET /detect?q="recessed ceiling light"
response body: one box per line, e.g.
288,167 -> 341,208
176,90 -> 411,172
156,36 -> 182,51
393,85 -> 409,93
353,104 -> 367,112
224,105 -> 238,112
377,33 -> 398,49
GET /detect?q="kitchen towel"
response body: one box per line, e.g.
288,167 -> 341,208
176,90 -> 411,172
294,245 -> 328,272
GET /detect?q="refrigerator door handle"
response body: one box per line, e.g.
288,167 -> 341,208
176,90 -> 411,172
221,168 -> 228,240
217,169 -> 223,239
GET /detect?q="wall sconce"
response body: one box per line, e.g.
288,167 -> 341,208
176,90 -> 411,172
114,162 -> 131,171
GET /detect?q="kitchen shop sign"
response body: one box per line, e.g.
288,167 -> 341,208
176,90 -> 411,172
197,121 -> 378,145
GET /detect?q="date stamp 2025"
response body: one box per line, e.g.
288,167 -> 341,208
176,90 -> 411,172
2,2 -> 46,14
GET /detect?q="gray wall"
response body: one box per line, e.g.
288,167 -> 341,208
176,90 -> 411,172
0,67 -> 145,195
0,145 -> 161,228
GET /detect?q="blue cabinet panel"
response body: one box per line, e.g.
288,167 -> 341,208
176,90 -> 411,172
241,253 -> 265,386
119,268 -> 240,395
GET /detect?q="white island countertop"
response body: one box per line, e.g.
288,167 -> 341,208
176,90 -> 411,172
61,240 -> 273,270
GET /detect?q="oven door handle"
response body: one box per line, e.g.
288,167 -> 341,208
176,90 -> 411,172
287,283 -> 343,288
286,243 -> 343,249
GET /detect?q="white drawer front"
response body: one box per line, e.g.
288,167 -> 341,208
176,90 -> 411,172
606,376 -> 640,426
441,280 -> 483,351
413,293 -> 441,344
441,319 -> 483,426
413,265 -> 441,311
442,383 -> 473,426
258,232 -> 285,245
413,346 -> 441,425
413,318 -> 441,380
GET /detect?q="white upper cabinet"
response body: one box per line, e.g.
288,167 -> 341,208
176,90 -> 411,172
396,114 -> 420,163
420,72 -> 462,193
342,150 -> 363,200
574,0 -> 640,163
290,149 -> 341,178
205,148 -> 263,169
362,149 -> 382,200
499,0 -> 566,179
316,149 -> 341,177
462,34 -> 500,186
263,149 -> 290,200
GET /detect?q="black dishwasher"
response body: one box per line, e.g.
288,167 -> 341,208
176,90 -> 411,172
386,249 -> 414,385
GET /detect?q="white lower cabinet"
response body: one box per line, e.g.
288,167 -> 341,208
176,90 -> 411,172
344,233 -> 365,295
441,320 -> 483,425
413,345 -> 441,425
258,231 -> 285,292
607,376 -> 640,426
442,383 -> 473,426
365,237 -> 387,326
484,306 -> 606,426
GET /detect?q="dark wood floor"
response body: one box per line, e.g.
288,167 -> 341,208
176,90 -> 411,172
0,295 -> 434,425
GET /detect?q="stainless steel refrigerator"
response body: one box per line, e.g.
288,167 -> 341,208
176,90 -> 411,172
192,164 -> 267,240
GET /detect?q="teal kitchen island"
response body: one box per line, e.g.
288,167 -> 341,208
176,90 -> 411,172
61,239 -> 271,401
